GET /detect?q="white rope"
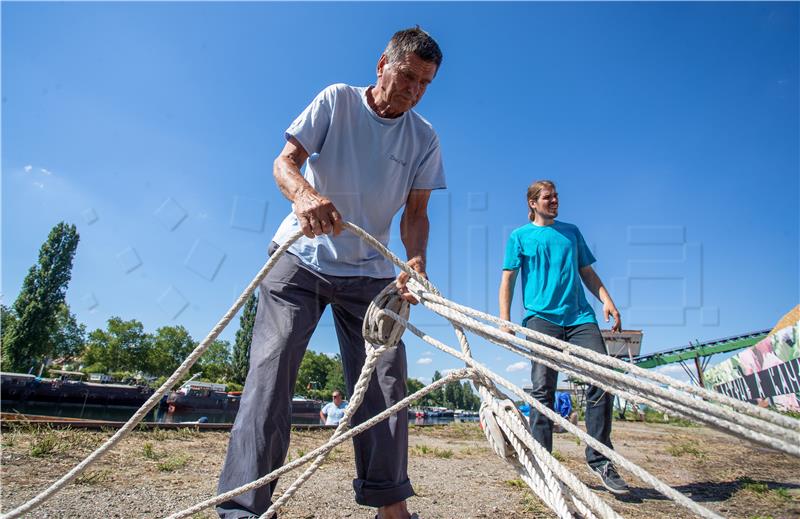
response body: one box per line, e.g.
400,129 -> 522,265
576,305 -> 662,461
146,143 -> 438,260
6,221 -> 798,519
419,289 -> 800,433
263,343 -> 392,517
1,231 -> 306,519
413,294 -> 800,456
164,370 -> 472,519
381,307 -> 725,519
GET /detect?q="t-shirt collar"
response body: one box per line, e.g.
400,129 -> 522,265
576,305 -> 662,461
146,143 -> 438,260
361,86 -> 406,125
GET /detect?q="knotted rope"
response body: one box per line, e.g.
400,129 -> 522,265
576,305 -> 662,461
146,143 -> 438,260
4,222 -> 798,519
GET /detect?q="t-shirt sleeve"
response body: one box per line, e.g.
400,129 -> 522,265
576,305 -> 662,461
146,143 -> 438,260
411,133 -> 447,190
284,86 -> 334,155
503,232 -> 522,271
321,403 -> 331,415
575,228 -> 596,268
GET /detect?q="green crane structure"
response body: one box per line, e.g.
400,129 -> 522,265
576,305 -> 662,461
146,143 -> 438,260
633,329 -> 771,387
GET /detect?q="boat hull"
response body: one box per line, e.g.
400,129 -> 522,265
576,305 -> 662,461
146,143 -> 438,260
1,372 -> 154,408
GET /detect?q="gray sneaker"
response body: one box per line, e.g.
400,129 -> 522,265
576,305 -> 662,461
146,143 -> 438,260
589,462 -> 629,494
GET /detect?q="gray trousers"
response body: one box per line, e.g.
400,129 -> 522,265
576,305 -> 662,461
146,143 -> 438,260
216,244 -> 413,518
526,317 -> 614,468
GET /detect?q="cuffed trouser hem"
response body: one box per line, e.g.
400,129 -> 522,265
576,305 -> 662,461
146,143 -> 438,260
216,503 -> 261,519
353,478 -> 415,507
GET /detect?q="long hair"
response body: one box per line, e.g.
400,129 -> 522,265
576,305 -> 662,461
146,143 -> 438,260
527,180 -> 556,221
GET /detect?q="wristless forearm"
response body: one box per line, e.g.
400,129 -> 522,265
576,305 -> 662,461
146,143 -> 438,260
401,213 -> 429,264
274,157 -> 315,203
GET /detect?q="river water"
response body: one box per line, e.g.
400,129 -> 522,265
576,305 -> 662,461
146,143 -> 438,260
4,401 -> 479,426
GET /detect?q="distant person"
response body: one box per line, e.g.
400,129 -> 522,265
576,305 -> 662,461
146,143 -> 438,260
320,390 -> 347,425
498,180 -> 629,494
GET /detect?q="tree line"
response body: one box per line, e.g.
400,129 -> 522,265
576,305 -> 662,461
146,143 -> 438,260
1,222 -> 480,409
407,371 -> 482,411
0,222 -> 254,389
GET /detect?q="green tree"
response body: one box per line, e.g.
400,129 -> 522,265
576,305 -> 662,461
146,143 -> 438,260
295,350 -> 343,399
231,293 -> 257,385
1,305 -> 18,359
50,304 -> 86,363
3,222 -> 80,372
406,377 -> 425,396
148,325 -> 196,377
198,340 -> 232,382
83,317 -> 152,374
444,378 -> 463,409
420,370 -> 445,407
462,381 -> 481,411
323,353 -> 347,398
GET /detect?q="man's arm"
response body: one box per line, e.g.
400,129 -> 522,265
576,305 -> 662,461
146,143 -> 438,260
273,136 -> 343,238
498,269 -> 518,335
396,189 -> 432,303
579,265 -> 622,332
319,405 -> 328,423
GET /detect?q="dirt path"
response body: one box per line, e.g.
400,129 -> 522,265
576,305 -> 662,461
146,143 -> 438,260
2,421 -> 798,518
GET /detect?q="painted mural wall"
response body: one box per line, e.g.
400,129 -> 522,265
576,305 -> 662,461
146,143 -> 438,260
704,321 -> 800,411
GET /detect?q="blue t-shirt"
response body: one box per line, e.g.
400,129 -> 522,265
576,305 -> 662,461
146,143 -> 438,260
321,401 -> 347,425
503,221 -> 597,327
273,84 -> 447,278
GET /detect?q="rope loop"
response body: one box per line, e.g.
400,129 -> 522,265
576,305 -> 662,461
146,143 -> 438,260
479,396 -> 531,462
363,283 -> 410,348
6,221 -> 798,519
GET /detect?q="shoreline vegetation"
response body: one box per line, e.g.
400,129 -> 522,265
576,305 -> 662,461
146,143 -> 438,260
2,421 -> 798,518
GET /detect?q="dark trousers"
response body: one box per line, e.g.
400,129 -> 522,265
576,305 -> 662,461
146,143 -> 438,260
526,317 -> 614,468
216,244 -> 413,518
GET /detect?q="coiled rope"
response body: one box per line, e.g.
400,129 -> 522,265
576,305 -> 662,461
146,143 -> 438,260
4,222 -> 798,519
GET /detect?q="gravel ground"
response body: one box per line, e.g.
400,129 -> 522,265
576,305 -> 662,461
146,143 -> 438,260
1,421 -> 799,518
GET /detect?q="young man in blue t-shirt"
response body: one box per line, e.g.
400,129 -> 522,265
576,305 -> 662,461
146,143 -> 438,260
498,180 -> 629,494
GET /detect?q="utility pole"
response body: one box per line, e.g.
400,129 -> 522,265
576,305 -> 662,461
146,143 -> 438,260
693,355 -> 705,388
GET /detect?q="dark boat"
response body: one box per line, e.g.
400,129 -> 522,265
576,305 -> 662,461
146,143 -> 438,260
166,381 -> 238,413
166,381 -> 322,423
1,371 -> 155,408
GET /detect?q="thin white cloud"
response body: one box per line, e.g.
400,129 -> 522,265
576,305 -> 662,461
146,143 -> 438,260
24,165 -> 33,173
32,182 -> 45,189
417,357 -> 433,365
40,168 -> 52,176
506,361 -> 528,372
654,365 -> 686,376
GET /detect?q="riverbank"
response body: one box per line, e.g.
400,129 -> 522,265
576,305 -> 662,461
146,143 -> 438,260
2,421 -> 798,518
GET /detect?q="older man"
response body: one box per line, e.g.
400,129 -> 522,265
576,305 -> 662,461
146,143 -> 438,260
320,390 -> 347,425
216,27 -> 445,519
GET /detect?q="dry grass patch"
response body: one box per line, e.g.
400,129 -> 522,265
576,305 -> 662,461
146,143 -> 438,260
74,469 -> 112,485
157,453 -> 190,472
411,443 -> 453,459
666,437 -> 706,459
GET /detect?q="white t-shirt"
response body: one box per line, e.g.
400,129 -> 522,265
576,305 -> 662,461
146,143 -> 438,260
321,401 -> 347,425
273,84 -> 447,278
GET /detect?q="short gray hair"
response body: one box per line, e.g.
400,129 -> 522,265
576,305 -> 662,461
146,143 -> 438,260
384,26 -> 443,71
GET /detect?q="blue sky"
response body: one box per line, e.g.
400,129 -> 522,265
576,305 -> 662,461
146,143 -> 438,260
3,2 -> 798,387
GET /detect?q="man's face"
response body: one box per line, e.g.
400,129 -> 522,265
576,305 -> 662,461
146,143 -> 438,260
376,52 -> 437,114
530,187 -> 559,220
333,392 -> 343,403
